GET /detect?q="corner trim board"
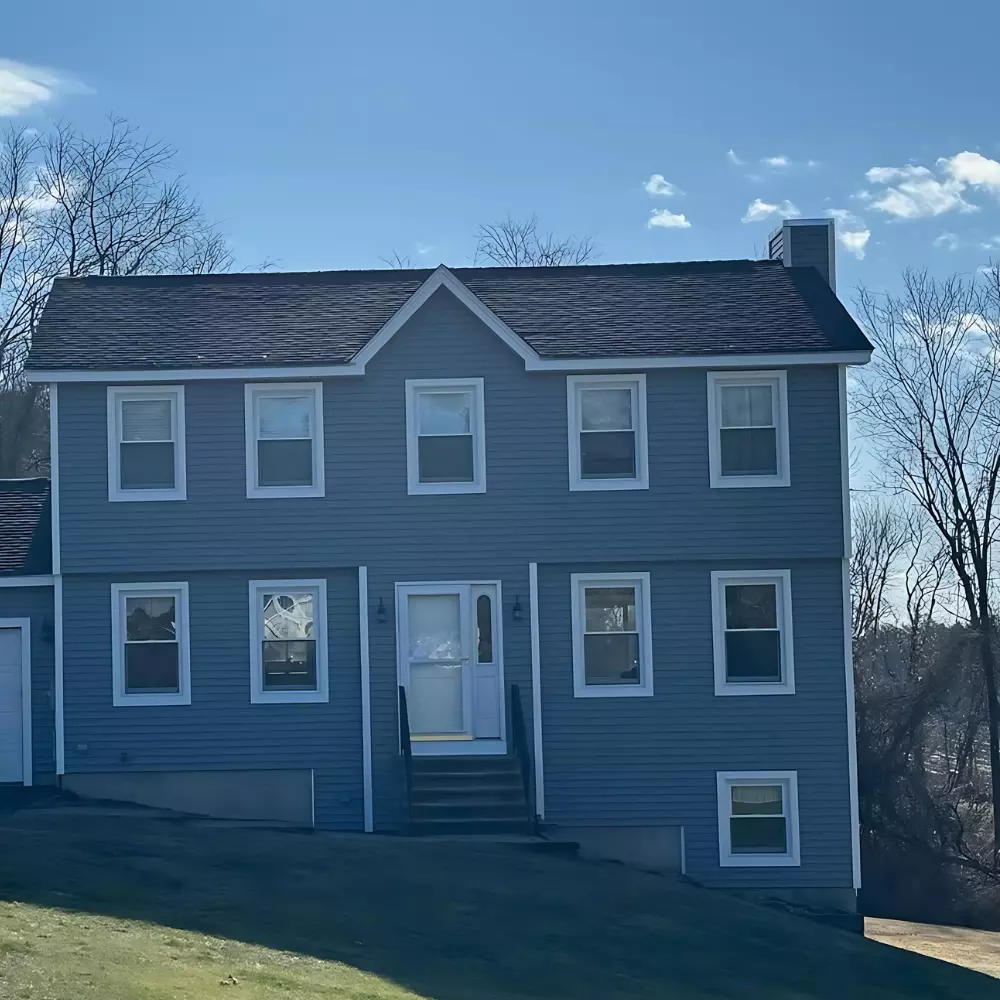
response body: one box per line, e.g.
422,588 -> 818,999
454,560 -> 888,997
528,562 -> 545,820
359,566 -> 373,833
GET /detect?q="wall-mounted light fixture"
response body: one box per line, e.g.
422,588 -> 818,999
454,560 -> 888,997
511,596 -> 523,622
376,597 -> 387,625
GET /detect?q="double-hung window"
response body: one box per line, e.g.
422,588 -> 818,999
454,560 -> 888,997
571,573 -> 653,697
711,570 -> 794,695
111,583 -> 191,706
707,371 -> 789,487
567,375 -> 648,490
249,579 -> 329,703
245,383 -> 324,498
717,771 -> 800,867
405,378 -> 486,495
107,386 -> 186,501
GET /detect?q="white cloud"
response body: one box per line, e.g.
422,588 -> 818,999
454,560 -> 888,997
933,232 -> 960,250
647,208 -> 691,229
825,208 -> 871,259
980,236 -> 1000,250
741,198 -> 800,223
762,155 -> 790,168
865,165 -> 933,184
0,59 -> 68,115
414,242 -> 434,256
643,174 -> 681,197
941,151 -> 1000,193
726,149 -> 745,166
806,160 -> 821,168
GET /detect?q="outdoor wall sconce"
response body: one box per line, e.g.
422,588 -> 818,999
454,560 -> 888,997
511,596 -> 523,622
376,597 -> 387,625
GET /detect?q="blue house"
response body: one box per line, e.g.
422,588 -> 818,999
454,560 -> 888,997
9,218 -> 872,913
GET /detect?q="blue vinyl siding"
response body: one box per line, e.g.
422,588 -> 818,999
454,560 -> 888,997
0,586 -> 56,781
51,285 -> 854,885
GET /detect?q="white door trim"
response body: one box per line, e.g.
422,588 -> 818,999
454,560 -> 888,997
395,580 -> 507,755
0,619 -> 33,786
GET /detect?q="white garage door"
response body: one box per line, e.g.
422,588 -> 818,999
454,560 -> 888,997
0,628 -> 24,783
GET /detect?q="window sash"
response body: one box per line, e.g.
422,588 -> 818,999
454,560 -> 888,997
728,783 -> 788,854
114,394 -> 179,493
719,383 -> 776,430
246,385 -> 322,495
577,384 -> 638,479
406,380 -> 485,494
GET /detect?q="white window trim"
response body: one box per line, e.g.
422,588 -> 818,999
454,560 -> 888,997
707,370 -> 789,488
711,569 -> 795,696
107,385 -> 186,502
405,378 -> 486,496
717,770 -> 801,867
244,382 -> 325,499
570,572 -> 653,698
110,582 -> 191,707
249,578 -> 329,704
567,374 -> 648,492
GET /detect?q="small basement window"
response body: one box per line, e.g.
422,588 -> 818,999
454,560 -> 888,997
717,771 -> 800,867
249,579 -> 329,703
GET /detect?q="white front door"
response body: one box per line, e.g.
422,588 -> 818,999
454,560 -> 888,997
397,583 -> 505,752
0,628 -> 25,784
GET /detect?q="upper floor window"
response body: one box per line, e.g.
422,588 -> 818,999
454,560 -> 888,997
567,375 -> 648,491
707,371 -> 789,488
107,386 -> 186,502
249,579 -> 329,704
405,378 -> 486,495
711,570 -> 794,695
717,771 -> 800,867
570,572 -> 653,697
244,383 -> 325,499
110,582 -> 191,706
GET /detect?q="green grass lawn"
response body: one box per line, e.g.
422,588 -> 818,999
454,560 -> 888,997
0,807 -> 994,999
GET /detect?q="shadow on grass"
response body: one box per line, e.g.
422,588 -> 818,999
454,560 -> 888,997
0,809 -> 996,1000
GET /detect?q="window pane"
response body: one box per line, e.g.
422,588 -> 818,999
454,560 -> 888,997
476,594 -> 493,664
125,643 -> 179,693
580,388 -> 632,431
730,816 -> 787,854
725,584 -> 777,629
121,399 -> 172,442
408,594 -> 462,661
585,587 -> 637,633
263,593 -> 314,641
720,384 -> 772,428
731,785 -> 783,815
580,431 -> 636,479
262,640 -> 317,689
125,596 -> 176,642
418,392 -> 471,435
720,427 -> 778,476
417,435 -> 474,483
257,439 -> 314,487
120,442 -> 175,490
258,395 -> 312,439
725,631 -> 782,681
584,633 -> 640,684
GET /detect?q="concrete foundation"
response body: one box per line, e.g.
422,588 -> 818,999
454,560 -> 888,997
62,769 -> 313,825
550,825 -> 683,872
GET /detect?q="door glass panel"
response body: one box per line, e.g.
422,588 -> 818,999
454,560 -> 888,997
407,593 -> 464,735
476,594 -> 493,663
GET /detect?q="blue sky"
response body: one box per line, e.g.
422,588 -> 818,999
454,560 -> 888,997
4,0 -> 1000,298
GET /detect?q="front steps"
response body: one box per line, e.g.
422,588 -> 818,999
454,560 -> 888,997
407,755 -> 534,835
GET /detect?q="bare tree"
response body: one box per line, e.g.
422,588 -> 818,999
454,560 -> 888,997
854,266 -> 1000,858
379,249 -> 412,269
0,117 -> 232,476
474,215 -> 597,267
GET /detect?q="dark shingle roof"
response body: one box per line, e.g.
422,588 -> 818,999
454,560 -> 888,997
0,479 -> 51,576
26,260 -> 872,373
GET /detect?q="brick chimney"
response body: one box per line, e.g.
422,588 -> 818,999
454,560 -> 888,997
768,218 -> 836,291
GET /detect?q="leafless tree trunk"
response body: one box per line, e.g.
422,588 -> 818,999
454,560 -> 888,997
855,266 -> 1000,859
474,215 -> 597,267
0,117 -> 233,476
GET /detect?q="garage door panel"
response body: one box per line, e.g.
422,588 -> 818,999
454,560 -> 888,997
0,629 -> 23,783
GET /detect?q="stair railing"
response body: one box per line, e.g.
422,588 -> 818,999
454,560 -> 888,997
509,683 -> 538,833
398,685 -> 413,825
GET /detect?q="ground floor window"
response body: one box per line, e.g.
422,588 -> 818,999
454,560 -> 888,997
716,771 -> 800,867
